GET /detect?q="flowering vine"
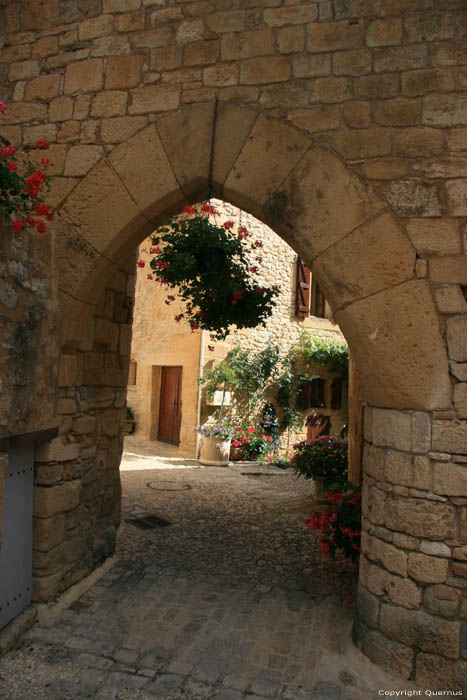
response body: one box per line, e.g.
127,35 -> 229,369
0,101 -> 54,233
148,203 -> 280,340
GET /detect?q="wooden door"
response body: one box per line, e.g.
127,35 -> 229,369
158,366 -> 182,445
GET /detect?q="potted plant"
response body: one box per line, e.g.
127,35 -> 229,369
125,406 -> 136,434
291,435 -> 348,501
149,204 -> 280,340
305,483 -> 361,561
231,424 -> 274,462
196,422 -> 234,466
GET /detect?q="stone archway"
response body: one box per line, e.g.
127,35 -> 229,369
38,103 -> 463,688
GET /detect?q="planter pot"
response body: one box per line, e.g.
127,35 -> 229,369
199,436 -> 231,466
229,445 -> 243,462
125,420 -> 135,435
313,477 -> 328,503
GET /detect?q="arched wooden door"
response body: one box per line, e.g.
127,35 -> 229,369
158,366 -> 182,446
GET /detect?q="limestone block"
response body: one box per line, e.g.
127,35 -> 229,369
393,533 -> 420,551
264,5 -> 317,26
380,605 -> 460,659
446,180 -> 467,217
416,653 -> 467,690
35,465 -> 64,486
102,409 -> 123,437
150,46 -> 182,72
91,91 -> 127,118
335,281 -> 451,411
420,540 -> 450,559
129,85 -> 180,114
374,98 -> 419,127
79,15 -> 114,40
103,0 -> 141,11
109,124 -> 181,223
34,481 -> 81,518
100,116 -> 147,144
307,21 -> 362,52
411,412 -> 432,454
206,11 -> 247,34
448,128 -> 467,152
386,497 -> 454,540
358,628 -> 413,681
32,570 -> 64,603
366,18 -> 403,47
35,439 -> 79,463
64,145 -> 103,177
423,95 -> 467,127
446,317 -> 467,362
221,29 -> 274,61
408,553 -> 449,584
224,112 -> 310,219
435,286 -> 467,315
433,462 -> 467,497
292,54 -> 330,78
432,420 -> 467,454
363,444 -> 385,480
32,36 -> 59,60
119,324 -> 132,356
372,409 -> 411,451
452,562 -> 467,578
23,123 -> 58,147
59,159 -> 147,265
423,585 -> 460,618
132,27 -> 173,49
33,515 -> 66,552
49,98 -> 73,123
429,256 -> 467,285
91,36 -> 130,57
367,565 -> 422,609
451,364 -> 467,382
73,415 -> 97,435
333,49 -> 372,76
240,57 -> 290,85
25,74 -> 61,101
343,101 -> 370,128
0,102 -> 46,125
175,19 -> 204,44
9,60 -> 40,81
366,486 -> 386,526
384,180 -> 441,217
386,451 -> 430,490
453,546 -> 467,561
375,46 -> 427,73
115,12 -> 145,32
310,77 -> 352,104
314,211 -> 415,310
64,59 -> 103,95
203,64 -> 238,87
277,26 -> 305,55
355,74 -> 398,99
370,537 -> 408,577
454,383 -> 467,419
394,129 -> 445,158
57,121 -> 80,143
33,536 -> 86,573
288,106 -> 340,133
403,68 -> 455,98
105,54 -> 144,89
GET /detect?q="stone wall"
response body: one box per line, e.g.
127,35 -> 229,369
31,260 -> 135,603
0,0 -> 466,686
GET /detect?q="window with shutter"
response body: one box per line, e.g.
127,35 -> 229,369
295,258 -> 311,318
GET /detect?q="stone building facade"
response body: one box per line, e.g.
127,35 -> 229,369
127,200 -> 346,455
0,0 -> 466,689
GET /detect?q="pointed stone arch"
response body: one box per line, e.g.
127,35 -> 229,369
56,102 -> 450,411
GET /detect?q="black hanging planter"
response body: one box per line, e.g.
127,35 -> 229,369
195,246 -> 226,275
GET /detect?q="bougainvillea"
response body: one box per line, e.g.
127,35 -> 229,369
305,484 -> 361,561
0,101 -> 53,233
149,203 -> 280,340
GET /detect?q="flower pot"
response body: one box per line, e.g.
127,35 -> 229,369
229,445 -> 243,462
313,477 -> 328,503
199,435 -> 231,466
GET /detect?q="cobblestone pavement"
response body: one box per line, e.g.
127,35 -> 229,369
0,437 -> 417,700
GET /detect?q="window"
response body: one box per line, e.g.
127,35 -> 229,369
128,360 -> 137,385
297,377 -> 326,410
295,258 -> 326,319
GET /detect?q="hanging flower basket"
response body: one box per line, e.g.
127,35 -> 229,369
149,204 -> 280,340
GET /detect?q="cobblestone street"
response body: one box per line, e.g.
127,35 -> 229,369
0,438 -> 415,700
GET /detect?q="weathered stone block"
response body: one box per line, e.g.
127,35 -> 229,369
436,286 -> 467,315
101,116 -> 147,143
372,409 -> 411,451
105,54 -> 144,89
408,553 -> 449,584
25,74 -> 61,102
420,540 -> 451,557
65,59 -> 104,95
129,85 -> 180,114
432,419 -> 467,454
94,317 -> 119,350
423,95 -> 467,128
33,536 -> 86,573
91,91 -> 127,118
35,464 -> 64,486
356,586 -> 380,629
363,444 -> 385,480
79,14 -> 114,40
333,49 -> 371,76
446,180 -> 467,216
370,537 -> 408,577
102,409 -> 122,437
386,497 -> 454,540
221,29 -> 274,61
33,514 -> 66,552
64,145 -> 103,177
34,481 -> 81,518
367,564 -> 422,609
433,462 -> 467,497
359,628 -> 413,680
446,318 -> 467,363
288,106 -> 340,133
366,18 -> 402,46
307,21 -> 362,52
185,40 -> 219,66
203,64 -> 238,87
374,98 -> 419,126
386,451 -> 430,490
402,68 -> 455,97
73,415 -> 97,435
424,585 -> 460,618
240,57 -> 290,85
380,604 -> 460,659
277,26 -> 304,54
374,45 -> 427,73
415,654 -> 467,692
292,54 -> 330,78
454,384 -> 467,419
36,439 -> 79,463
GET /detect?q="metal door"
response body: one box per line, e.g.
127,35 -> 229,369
0,444 -> 34,630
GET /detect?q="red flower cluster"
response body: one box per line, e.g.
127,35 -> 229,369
305,486 -> 361,561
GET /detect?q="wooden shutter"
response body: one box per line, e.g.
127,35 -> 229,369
295,258 -> 311,317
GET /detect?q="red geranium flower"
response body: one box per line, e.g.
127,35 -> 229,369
11,219 -> 22,232
36,139 -> 49,150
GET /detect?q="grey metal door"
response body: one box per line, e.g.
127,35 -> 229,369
0,444 -> 34,629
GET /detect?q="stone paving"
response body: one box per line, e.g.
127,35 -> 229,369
0,437 -> 418,700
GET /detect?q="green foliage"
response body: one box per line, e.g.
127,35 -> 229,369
275,355 -> 302,431
291,435 -> 348,487
296,333 -> 349,378
150,206 -> 279,339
